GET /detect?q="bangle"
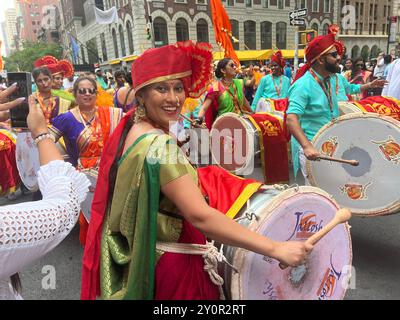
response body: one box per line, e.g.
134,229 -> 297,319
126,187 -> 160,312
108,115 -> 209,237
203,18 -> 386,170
34,133 -> 55,145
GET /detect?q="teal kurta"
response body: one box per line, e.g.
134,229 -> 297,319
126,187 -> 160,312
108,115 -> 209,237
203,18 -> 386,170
287,69 -> 340,177
336,74 -> 361,102
251,74 -> 291,111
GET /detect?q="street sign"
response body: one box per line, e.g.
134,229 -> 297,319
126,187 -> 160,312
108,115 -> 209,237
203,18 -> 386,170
289,8 -> 307,20
290,18 -> 306,26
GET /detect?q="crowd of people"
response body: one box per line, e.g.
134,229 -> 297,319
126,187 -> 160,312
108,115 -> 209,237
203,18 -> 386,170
0,24 -> 399,300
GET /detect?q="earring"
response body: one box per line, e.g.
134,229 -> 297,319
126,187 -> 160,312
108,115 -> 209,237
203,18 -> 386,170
134,102 -> 146,123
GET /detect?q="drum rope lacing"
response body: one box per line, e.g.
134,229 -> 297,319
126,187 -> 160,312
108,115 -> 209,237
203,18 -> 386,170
156,240 -> 236,299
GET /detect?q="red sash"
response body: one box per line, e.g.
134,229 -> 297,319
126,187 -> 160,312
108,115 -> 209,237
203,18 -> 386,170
246,113 -> 289,184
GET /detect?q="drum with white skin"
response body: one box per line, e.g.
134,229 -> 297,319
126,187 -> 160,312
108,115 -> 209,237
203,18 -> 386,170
222,185 -> 352,300
16,132 -> 70,191
307,113 -> 400,216
210,112 -> 284,181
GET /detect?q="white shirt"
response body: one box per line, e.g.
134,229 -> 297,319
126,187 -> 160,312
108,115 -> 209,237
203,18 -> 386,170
0,160 -> 90,299
63,77 -> 76,90
382,59 -> 400,100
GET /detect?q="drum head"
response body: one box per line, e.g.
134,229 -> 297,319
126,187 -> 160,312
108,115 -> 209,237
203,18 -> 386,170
80,170 -> 98,222
228,186 -> 351,300
307,113 -> 400,216
255,98 -> 272,113
338,101 -> 362,116
16,132 -> 40,192
210,113 -> 255,174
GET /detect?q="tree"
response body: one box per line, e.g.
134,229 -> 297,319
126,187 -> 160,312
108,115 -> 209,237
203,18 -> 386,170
4,41 -> 63,72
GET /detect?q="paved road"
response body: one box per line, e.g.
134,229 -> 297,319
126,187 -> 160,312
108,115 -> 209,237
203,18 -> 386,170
2,193 -> 400,300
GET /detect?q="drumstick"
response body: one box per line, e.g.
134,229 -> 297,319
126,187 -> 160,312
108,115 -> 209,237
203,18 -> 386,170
279,208 -> 352,270
316,155 -> 359,166
179,114 -> 207,129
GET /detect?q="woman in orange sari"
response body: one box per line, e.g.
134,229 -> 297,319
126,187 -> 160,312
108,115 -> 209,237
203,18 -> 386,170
50,76 -> 123,244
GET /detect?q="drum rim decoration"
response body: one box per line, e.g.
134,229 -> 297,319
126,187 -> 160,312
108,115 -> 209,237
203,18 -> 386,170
306,113 -> 400,216
229,185 -> 353,300
209,112 -> 256,175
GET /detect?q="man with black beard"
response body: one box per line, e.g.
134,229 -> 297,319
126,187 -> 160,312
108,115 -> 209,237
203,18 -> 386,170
286,33 -> 345,184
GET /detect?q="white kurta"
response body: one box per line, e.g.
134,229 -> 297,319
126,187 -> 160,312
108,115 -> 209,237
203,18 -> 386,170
382,59 -> 400,100
0,160 -> 90,299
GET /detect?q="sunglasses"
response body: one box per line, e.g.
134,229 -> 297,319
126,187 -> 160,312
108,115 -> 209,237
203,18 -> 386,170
228,63 -> 236,68
326,51 -> 339,58
356,63 -> 364,67
77,88 -> 97,95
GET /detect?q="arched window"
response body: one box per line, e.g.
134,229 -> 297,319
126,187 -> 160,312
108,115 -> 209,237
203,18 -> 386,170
370,45 -> 380,59
351,46 -> 360,59
112,28 -> 119,58
322,23 -> 329,35
196,19 -> 209,43
361,45 -> 370,61
244,20 -> 256,50
276,22 -> 287,49
311,23 -> 319,32
126,21 -> 134,54
230,19 -> 239,50
260,21 -> 272,49
176,18 -> 189,42
119,25 -> 126,57
154,17 -> 169,47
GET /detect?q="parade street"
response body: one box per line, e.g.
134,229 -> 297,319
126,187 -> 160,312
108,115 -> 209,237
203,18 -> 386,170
2,194 -> 399,300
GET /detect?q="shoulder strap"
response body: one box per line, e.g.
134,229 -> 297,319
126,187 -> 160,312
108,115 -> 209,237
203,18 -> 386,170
122,87 -> 134,110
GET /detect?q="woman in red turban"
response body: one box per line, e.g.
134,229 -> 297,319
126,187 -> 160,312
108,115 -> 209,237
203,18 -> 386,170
81,41 -> 312,300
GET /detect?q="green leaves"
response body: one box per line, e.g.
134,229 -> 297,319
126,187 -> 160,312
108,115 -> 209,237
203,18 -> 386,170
4,41 -> 63,72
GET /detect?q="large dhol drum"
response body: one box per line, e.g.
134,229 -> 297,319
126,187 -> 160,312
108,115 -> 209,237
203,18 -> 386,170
222,185 -> 352,300
255,98 -> 286,119
209,112 -> 284,181
307,113 -> 400,216
339,98 -> 400,121
80,169 -> 98,222
16,132 -> 70,191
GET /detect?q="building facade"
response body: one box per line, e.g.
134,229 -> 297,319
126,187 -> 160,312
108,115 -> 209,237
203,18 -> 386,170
4,8 -> 18,55
294,0 -> 338,35
14,0 -> 60,43
58,0 -> 360,69
336,0 -> 393,60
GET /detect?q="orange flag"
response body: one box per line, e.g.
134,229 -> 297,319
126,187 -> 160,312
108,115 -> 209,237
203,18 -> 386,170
210,0 -> 240,66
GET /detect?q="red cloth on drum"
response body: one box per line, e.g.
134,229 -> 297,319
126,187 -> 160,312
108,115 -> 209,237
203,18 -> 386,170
197,165 -> 261,215
0,131 -> 20,195
353,96 -> 400,121
246,113 -> 290,184
270,98 -> 289,113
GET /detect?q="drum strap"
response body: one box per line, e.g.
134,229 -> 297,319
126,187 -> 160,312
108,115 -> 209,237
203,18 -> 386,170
224,82 -> 244,115
270,75 -> 283,97
309,69 -> 337,118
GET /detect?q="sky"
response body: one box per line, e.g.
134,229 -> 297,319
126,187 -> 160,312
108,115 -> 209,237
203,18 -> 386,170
0,0 -> 16,56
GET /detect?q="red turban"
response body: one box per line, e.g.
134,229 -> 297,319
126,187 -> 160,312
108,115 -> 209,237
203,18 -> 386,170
34,55 -> 74,78
271,50 -> 286,69
293,32 -> 344,82
132,41 -> 213,99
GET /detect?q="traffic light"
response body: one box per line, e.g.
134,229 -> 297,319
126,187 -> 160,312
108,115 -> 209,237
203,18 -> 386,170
299,30 -> 318,45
